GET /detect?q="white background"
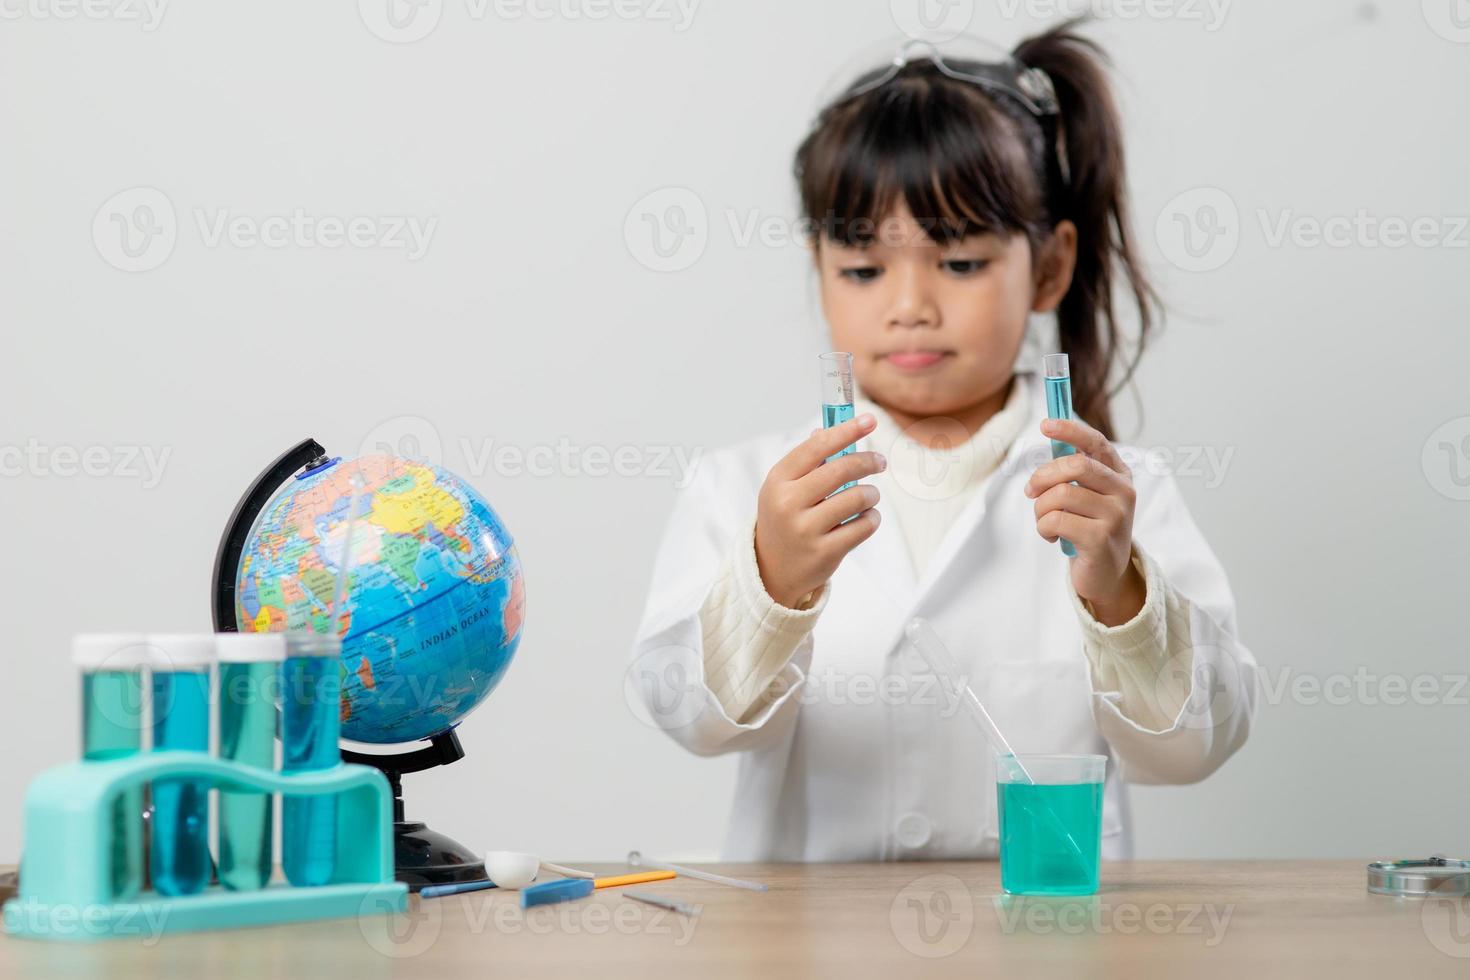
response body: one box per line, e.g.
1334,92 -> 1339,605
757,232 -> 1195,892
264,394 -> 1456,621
2,0 -> 1468,864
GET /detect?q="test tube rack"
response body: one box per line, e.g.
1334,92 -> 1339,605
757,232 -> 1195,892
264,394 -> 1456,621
2,750 -> 408,941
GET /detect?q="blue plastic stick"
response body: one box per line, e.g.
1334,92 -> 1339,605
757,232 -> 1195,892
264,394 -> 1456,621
520,877 -> 594,909
421,879 -> 498,899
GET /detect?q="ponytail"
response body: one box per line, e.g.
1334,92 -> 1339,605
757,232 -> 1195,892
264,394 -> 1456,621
1015,20 -> 1156,440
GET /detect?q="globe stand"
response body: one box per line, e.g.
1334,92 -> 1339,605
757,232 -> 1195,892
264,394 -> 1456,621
342,731 -> 488,891
212,437 -> 491,893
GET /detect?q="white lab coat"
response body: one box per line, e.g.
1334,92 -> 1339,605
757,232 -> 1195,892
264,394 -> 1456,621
631,374 -> 1259,861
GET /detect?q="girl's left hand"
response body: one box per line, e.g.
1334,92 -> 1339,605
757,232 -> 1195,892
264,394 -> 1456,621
1025,417 -> 1145,627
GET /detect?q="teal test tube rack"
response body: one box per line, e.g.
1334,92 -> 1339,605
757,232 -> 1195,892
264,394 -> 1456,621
2,751 -> 408,941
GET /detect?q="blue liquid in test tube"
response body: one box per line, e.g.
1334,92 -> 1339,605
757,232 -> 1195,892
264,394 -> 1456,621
148,634 -> 215,897
74,634 -> 149,901
216,632 -> 285,891
1043,353 -> 1078,558
282,632 -> 342,887
819,351 -> 859,497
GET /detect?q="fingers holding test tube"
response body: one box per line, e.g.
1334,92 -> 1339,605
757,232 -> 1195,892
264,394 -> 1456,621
756,413 -> 886,609
1025,415 -> 1143,625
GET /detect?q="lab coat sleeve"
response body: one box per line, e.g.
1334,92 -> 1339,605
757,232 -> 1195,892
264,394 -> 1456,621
630,447 -> 818,757
1072,472 -> 1260,784
703,516 -> 828,723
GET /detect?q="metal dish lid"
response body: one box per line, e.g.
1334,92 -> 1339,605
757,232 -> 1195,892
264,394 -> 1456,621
1368,855 -> 1470,896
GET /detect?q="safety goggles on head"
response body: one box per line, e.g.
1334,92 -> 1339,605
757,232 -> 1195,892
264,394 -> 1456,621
818,35 -> 1060,119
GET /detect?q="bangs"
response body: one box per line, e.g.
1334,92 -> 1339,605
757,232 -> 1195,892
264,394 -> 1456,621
796,68 -> 1048,248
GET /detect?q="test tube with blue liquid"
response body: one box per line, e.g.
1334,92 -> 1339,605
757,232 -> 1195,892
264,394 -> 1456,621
1043,353 -> 1078,558
147,634 -> 215,897
819,351 -> 858,495
216,632 -> 285,891
74,633 -> 149,901
282,632 -> 341,887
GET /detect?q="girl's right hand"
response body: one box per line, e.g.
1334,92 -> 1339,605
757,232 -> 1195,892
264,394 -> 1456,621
754,413 -> 886,608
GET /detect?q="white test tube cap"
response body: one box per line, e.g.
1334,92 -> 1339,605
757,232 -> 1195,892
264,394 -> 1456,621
215,632 -> 288,664
146,633 -> 217,671
72,633 -> 150,671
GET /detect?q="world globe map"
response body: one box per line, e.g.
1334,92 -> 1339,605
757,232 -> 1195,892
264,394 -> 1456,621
234,453 -> 524,744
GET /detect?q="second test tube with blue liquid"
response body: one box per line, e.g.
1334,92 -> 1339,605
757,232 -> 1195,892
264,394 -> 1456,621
282,633 -> 342,887
1043,353 -> 1078,558
819,351 -> 858,498
148,635 -> 215,896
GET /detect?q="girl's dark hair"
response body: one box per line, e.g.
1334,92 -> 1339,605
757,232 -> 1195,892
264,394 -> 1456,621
793,19 -> 1156,440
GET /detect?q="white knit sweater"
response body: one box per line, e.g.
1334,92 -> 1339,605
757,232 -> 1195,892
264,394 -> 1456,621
698,376 -> 1194,730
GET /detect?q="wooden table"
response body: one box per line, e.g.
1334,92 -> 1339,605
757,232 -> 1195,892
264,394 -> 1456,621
3,860 -> 1467,978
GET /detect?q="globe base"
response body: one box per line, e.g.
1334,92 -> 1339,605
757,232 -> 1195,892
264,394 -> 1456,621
341,730 -> 491,892
391,821 -> 488,892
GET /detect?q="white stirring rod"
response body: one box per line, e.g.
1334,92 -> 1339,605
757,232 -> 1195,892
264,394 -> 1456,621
540,861 -> 596,880
904,619 -> 1087,866
905,620 -> 1035,785
627,851 -> 769,892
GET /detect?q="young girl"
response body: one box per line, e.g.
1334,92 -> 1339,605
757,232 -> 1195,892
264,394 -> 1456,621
632,23 -> 1258,861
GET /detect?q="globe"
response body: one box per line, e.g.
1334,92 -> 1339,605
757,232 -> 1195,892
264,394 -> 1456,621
233,453 -> 525,744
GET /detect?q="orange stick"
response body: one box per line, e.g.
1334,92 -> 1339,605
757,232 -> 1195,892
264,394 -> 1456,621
593,870 -> 676,889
